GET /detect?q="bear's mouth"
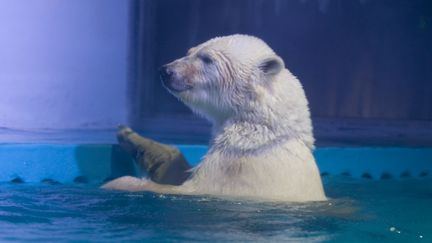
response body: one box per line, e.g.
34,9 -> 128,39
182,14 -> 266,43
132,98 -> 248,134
161,78 -> 193,93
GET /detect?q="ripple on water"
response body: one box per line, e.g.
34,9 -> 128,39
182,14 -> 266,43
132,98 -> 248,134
0,178 -> 430,242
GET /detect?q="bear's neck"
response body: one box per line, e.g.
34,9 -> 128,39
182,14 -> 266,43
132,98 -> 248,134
210,109 -> 314,156
210,71 -> 315,152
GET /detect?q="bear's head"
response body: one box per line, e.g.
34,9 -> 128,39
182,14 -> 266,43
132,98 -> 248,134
159,34 -> 287,125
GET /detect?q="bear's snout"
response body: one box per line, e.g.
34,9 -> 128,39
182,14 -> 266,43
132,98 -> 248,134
159,65 -> 173,82
159,65 -> 192,93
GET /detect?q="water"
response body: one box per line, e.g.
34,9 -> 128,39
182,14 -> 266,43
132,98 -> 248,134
0,177 -> 430,242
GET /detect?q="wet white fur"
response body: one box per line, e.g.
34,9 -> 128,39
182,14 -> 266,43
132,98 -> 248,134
103,35 -> 326,202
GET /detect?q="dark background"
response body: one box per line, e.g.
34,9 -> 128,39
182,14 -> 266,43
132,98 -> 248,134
128,0 -> 432,146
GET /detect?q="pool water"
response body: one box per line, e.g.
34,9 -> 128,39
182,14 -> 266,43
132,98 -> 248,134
0,177 -> 430,242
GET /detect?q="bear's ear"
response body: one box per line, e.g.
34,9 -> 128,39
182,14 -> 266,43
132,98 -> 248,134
258,56 -> 284,76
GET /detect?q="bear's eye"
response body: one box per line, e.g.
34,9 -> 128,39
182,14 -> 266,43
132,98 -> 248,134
199,54 -> 213,64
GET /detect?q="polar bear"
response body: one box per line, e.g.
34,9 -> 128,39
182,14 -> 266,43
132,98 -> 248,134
103,34 -> 326,202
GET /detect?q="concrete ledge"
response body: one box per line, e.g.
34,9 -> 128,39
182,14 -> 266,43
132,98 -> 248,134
0,144 -> 431,183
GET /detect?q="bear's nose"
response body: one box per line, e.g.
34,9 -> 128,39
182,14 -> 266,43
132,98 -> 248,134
159,65 -> 173,82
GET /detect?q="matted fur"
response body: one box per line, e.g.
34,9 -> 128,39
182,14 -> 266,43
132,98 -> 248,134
103,35 -> 326,202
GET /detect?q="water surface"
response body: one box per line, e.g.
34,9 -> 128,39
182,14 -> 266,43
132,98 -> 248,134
0,177 -> 430,242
